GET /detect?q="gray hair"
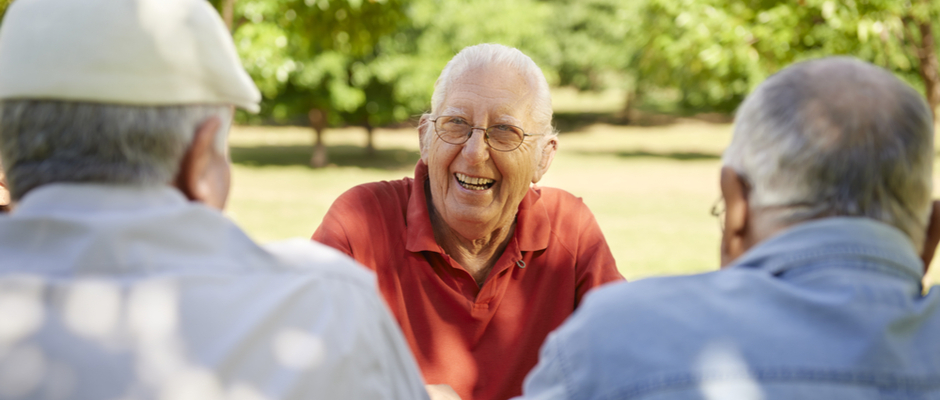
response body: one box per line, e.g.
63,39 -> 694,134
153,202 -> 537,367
424,44 -> 557,149
0,100 -> 231,200
724,57 -> 934,248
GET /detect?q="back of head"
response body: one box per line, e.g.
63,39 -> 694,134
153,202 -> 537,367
725,57 -> 934,248
0,0 -> 260,200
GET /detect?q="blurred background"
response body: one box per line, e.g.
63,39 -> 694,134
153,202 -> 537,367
8,0 -> 940,284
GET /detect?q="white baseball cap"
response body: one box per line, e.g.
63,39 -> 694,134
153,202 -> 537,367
0,0 -> 261,112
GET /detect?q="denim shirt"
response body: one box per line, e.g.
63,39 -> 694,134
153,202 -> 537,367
515,218 -> 940,400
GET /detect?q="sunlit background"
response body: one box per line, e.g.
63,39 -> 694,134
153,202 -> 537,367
4,0 -> 939,284
208,0 -> 940,286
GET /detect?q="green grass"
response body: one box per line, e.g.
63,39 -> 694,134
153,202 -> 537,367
226,122 -> 940,287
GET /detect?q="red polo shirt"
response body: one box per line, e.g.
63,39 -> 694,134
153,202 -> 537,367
313,161 -> 623,400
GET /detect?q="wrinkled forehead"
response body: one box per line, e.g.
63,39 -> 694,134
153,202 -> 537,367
439,64 -> 536,123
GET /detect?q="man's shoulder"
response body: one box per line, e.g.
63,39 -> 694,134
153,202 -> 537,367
532,186 -> 584,207
336,178 -> 413,210
578,270 -> 731,322
528,186 -> 592,226
545,270 -> 776,398
263,238 -> 377,290
562,268 -> 776,359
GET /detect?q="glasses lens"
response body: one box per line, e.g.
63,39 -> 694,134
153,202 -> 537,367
486,124 -> 525,151
435,116 -> 471,144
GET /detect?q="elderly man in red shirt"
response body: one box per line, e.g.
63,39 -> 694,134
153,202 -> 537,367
313,43 -> 624,400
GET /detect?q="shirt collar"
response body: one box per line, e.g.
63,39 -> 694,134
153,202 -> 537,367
13,183 -> 189,217
404,160 -> 552,253
729,217 -> 924,281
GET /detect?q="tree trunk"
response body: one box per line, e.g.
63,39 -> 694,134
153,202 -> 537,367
364,123 -> 375,156
311,130 -> 327,168
916,20 -> 940,119
222,0 -> 235,32
309,108 -> 328,168
622,88 -> 638,124
906,8 -> 940,119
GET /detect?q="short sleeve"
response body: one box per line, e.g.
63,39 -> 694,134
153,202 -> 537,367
312,181 -> 411,271
573,201 -> 625,306
312,196 -> 356,258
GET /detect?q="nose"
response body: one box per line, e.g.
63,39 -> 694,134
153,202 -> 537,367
461,127 -> 490,165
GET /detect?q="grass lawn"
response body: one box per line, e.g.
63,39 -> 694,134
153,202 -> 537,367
226,121 -> 940,288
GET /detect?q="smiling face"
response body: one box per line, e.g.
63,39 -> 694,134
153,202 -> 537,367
420,64 -> 556,241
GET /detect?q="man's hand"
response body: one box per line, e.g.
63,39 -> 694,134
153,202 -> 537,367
921,200 -> 940,271
426,384 -> 462,400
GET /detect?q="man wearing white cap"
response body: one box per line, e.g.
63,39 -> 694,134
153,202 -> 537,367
0,0 -> 429,399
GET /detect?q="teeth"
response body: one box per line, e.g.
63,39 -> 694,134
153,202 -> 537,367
455,173 -> 495,190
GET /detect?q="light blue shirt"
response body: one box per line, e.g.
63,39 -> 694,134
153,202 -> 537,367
516,218 -> 940,399
0,184 -> 429,400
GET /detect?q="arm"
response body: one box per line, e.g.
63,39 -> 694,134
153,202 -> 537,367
312,195 -> 357,258
313,182 -> 406,269
573,201 -> 625,306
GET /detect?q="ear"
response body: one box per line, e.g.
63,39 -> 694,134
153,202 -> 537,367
532,137 -> 557,183
174,116 -> 228,209
720,166 -> 750,267
0,176 -> 10,213
418,114 -> 431,163
920,200 -> 940,272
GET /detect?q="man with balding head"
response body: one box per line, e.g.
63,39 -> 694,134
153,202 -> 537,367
516,57 -> 940,399
0,0 -> 427,399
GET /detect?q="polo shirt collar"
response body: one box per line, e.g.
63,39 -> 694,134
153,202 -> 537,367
404,160 -> 552,254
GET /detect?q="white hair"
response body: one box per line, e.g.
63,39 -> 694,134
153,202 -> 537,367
0,100 -> 231,200
424,43 -> 556,147
724,57 -> 934,248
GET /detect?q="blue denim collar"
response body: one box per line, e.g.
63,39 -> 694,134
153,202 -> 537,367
729,217 -> 924,282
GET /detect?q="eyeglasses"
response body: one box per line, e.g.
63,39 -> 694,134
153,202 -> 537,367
430,115 -> 544,152
710,196 -> 725,232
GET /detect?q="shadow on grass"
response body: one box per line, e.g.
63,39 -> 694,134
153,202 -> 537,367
231,144 -> 420,170
554,112 -> 629,133
569,149 -> 721,161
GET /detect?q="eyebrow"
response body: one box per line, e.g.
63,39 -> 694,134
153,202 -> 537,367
439,107 -> 524,125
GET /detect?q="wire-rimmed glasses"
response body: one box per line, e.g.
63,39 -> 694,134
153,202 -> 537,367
430,115 -> 544,152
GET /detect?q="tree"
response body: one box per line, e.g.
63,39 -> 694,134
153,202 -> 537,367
624,0 -> 940,114
366,0 -> 560,125
232,0 -> 407,167
548,0 -> 645,114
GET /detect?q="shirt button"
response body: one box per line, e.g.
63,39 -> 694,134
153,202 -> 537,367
516,260 -> 526,269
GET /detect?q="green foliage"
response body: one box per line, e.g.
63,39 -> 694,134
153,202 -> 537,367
231,0 -> 408,126
548,0 -> 644,91
628,0 -> 940,112
367,0 -> 558,120
221,0 -> 940,121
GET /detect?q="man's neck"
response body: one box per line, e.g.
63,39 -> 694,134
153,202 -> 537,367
425,188 -> 516,287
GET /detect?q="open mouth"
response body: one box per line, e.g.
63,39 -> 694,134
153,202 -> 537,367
455,172 -> 495,191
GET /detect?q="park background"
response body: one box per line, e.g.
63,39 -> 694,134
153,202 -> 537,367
212,0 -> 940,286
13,0 -> 940,284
